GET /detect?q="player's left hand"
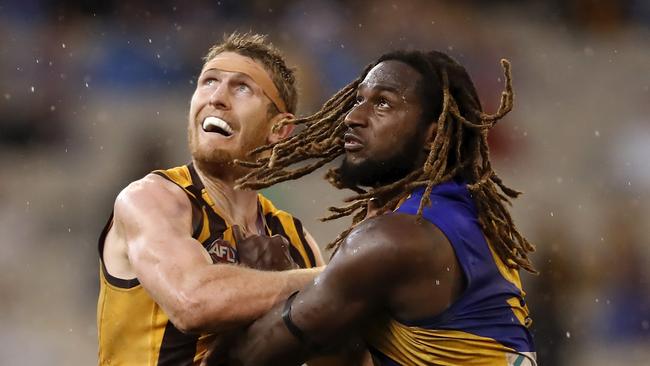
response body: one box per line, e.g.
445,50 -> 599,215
232,225 -> 299,271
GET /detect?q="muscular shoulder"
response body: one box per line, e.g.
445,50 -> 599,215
337,213 -> 451,275
114,174 -> 191,224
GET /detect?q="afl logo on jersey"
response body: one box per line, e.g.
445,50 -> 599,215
205,238 -> 238,264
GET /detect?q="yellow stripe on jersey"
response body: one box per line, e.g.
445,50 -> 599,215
487,243 -> 531,327
367,317 -> 530,366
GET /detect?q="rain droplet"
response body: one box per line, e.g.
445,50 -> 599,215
85,82 -> 89,88
68,228 -> 72,232
550,212 -> 554,217
148,38 -> 152,43
594,130 -> 600,137
565,331 -> 571,338
50,105 -> 56,111
3,93 -> 10,100
435,280 -> 440,285
30,86 -> 35,92
62,43 -> 66,48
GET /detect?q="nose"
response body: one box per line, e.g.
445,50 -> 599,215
344,101 -> 369,128
208,81 -> 231,110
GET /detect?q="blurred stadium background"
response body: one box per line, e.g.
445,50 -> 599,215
0,0 -> 649,364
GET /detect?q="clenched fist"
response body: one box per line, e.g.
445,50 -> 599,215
232,225 -> 299,271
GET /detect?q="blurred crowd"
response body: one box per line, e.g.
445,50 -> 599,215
0,0 -> 648,364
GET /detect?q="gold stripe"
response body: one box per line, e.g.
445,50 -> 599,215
367,318 -> 513,366
258,195 -> 311,267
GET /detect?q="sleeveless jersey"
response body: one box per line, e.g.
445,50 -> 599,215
365,180 -> 536,366
97,163 -> 317,365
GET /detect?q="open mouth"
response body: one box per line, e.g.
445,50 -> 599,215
343,132 -> 364,151
202,116 -> 234,137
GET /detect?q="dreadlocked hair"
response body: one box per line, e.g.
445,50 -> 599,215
236,50 -> 536,273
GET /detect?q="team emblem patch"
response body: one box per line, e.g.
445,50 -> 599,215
205,238 -> 238,264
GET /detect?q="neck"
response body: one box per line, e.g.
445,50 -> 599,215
193,159 -> 260,235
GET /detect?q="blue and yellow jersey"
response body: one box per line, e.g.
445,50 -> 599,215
365,180 -> 536,366
97,163 -> 317,365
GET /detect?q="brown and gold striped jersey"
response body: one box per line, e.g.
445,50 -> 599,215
97,163 -> 317,365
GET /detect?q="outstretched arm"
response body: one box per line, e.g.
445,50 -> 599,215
228,214 -> 432,366
110,174 -> 321,334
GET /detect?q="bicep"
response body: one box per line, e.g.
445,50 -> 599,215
285,235 -> 398,345
114,177 -> 210,307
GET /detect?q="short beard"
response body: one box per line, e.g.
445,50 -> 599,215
338,133 -> 424,188
187,126 -> 265,181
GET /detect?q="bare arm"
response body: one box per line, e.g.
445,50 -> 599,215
112,174 -> 321,334
228,214 -> 445,366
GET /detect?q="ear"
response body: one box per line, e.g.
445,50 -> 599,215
267,113 -> 296,144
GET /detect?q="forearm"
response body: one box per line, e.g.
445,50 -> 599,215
178,265 -> 323,333
233,302 -> 308,366
231,281 -> 367,365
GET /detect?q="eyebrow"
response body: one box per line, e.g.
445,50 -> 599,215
358,82 -> 402,95
202,68 -> 256,83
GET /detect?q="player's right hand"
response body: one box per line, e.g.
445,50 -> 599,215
232,225 -> 299,271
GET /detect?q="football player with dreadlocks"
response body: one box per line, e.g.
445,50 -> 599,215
226,50 -> 537,366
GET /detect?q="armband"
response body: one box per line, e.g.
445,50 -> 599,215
281,291 -> 324,351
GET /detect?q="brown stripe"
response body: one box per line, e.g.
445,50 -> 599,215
157,321 -> 198,366
98,212 -> 141,288
292,217 -> 316,267
265,213 -> 306,268
185,163 -> 230,247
